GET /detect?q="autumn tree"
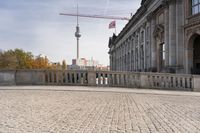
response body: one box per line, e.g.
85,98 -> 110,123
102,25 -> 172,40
0,49 -> 52,69
62,60 -> 67,70
0,50 -> 18,69
13,49 -> 34,69
32,55 -> 50,69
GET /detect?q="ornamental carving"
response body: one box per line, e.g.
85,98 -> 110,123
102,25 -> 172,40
186,26 -> 200,36
153,24 -> 164,42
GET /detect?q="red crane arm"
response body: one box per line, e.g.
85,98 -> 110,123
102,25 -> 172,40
60,13 -> 130,21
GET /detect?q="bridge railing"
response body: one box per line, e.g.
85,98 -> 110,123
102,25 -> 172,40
0,69 -> 200,91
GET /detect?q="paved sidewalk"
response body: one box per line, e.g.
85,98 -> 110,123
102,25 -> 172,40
0,86 -> 200,133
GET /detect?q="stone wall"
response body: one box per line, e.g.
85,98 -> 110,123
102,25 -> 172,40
15,70 -> 45,85
0,70 -> 16,85
0,70 -> 200,91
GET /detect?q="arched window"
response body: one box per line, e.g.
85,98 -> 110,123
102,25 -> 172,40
160,43 -> 165,68
192,0 -> 200,15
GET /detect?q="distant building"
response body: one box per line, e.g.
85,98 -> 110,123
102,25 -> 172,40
69,58 -> 109,70
36,54 -> 46,58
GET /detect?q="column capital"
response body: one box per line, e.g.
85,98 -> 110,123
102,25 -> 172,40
166,0 -> 176,4
161,0 -> 169,7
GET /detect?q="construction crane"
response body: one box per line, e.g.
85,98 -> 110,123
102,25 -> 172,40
60,10 -> 129,60
59,13 -> 130,21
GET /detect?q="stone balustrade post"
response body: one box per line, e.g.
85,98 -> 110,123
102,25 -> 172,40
88,71 -> 96,86
140,73 -> 149,88
193,75 -> 200,92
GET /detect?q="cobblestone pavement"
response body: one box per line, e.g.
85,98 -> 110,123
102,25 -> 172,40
0,86 -> 200,133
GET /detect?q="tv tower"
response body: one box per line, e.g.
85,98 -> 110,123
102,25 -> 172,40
75,4 -> 81,59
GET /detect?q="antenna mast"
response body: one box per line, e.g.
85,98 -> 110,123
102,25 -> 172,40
75,3 -> 81,59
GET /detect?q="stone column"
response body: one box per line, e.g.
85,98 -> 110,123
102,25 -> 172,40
119,47 -> 121,71
143,29 -> 146,71
113,51 -> 116,71
138,33 -> 141,71
122,46 -> 123,71
176,0 -> 184,72
150,16 -> 157,71
126,43 -> 128,71
164,5 -> 169,68
168,0 -> 176,69
126,44 -> 127,71
110,54 -> 112,70
116,48 -> 119,71
146,23 -> 150,70
130,39 -> 132,71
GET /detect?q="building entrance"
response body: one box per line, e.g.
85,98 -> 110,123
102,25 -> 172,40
192,35 -> 200,74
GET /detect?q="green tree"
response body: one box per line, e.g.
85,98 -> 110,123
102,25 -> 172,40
13,49 -> 34,69
0,50 -> 18,69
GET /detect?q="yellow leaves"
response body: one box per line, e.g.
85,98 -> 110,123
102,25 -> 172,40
0,49 -> 53,70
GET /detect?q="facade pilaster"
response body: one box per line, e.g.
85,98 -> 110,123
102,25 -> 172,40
168,0 -> 177,68
176,0 -> 184,72
164,4 -> 169,68
150,15 -> 157,71
134,35 -> 136,71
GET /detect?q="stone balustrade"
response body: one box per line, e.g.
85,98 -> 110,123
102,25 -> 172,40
0,70 -> 200,91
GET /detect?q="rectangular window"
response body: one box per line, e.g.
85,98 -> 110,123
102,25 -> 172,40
192,0 -> 200,15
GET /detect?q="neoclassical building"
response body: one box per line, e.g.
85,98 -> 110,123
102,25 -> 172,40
108,0 -> 200,74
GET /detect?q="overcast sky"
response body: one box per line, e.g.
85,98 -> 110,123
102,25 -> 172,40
0,0 -> 141,65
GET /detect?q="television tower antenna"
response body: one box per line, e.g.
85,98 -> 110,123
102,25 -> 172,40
75,3 -> 81,59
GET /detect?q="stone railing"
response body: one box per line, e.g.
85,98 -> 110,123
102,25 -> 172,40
145,73 -> 193,91
0,69 -> 200,91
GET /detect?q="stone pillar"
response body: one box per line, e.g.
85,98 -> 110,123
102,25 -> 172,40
138,33 -> 141,71
143,29 -> 146,71
176,0 -> 184,73
164,5 -> 169,68
134,36 -> 136,71
119,47 -> 121,71
116,50 -> 118,71
140,73 -> 149,88
122,46 -> 124,71
150,16 -> 157,71
168,0 -> 177,69
115,51 -> 117,71
125,44 -> 128,71
121,46 -> 123,71
88,71 -> 96,86
110,54 -> 112,70
126,43 -> 128,71
112,52 -> 114,71
113,51 -> 115,71
193,75 -> 200,92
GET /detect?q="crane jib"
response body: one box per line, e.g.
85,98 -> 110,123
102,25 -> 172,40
59,13 -> 130,21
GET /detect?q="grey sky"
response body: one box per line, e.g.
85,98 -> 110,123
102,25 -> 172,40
0,0 -> 141,65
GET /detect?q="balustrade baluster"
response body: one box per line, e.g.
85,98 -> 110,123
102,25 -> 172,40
46,71 -> 50,84
97,73 -> 101,85
182,77 -> 185,88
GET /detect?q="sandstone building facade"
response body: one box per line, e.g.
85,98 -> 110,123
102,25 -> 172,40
108,0 -> 200,74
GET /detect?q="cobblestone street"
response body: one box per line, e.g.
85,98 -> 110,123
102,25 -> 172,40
0,86 -> 200,133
